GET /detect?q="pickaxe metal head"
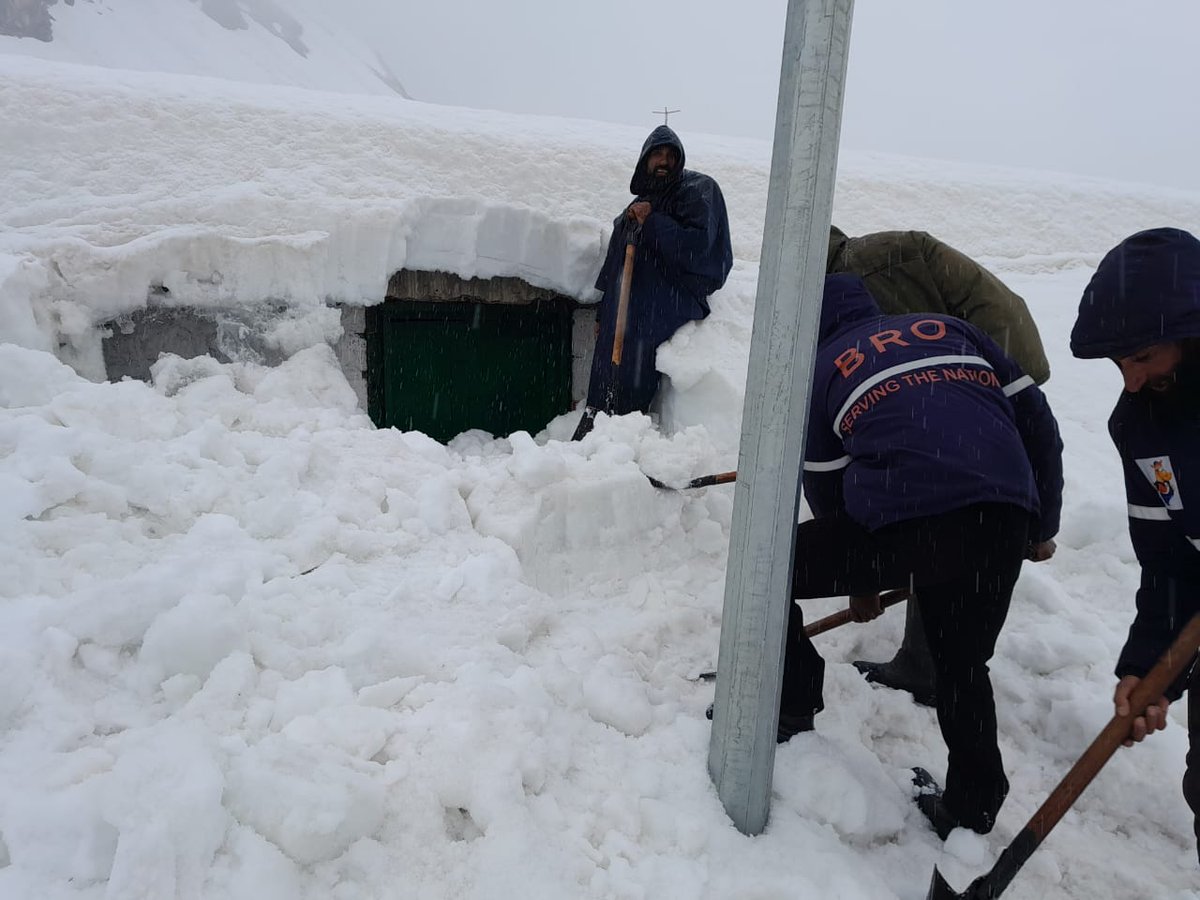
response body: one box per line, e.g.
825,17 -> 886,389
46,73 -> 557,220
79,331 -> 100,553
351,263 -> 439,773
926,866 -> 999,900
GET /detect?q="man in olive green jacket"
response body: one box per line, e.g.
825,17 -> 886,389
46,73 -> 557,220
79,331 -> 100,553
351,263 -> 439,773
827,226 -> 1050,382
823,226 -> 1051,705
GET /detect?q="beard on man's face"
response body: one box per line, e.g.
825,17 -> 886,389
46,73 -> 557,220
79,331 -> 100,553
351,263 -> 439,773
646,149 -> 677,181
1149,342 -> 1200,397
1170,345 -> 1200,394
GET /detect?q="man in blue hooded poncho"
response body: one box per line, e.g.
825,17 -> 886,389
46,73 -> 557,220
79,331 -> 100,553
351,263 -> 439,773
785,274 -> 1063,840
571,125 -> 733,440
1070,227 -> 1200,865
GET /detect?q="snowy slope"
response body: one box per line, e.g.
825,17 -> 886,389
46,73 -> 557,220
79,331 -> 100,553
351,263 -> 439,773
3,53 -> 1200,900
0,0 -> 409,98
5,52 -> 1200,442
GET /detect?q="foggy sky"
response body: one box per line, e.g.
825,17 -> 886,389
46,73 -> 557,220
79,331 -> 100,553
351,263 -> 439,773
354,0 -> 1200,192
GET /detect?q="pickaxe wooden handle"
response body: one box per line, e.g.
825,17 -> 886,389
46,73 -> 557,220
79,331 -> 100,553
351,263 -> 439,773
805,588 -> 910,638
694,589 -> 911,681
610,229 -> 639,366
927,612 -> 1200,900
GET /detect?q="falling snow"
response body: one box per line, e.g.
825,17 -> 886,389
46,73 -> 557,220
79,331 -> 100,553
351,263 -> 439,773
3,27 -> 1200,900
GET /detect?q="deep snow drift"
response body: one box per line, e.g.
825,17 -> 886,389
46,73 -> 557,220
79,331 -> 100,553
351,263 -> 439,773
3,52 -> 1200,900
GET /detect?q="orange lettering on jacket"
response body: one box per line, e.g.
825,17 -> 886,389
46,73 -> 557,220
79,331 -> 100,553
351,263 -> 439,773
834,347 -> 865,377
834,319 -> 947,378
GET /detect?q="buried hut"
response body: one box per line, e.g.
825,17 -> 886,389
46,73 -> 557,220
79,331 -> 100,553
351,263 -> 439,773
100,266 -> 599,444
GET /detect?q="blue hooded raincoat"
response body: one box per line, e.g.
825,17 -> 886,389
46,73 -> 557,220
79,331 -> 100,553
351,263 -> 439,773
585,125 -> 733,414
1071,227 -> 1200,691
803,274 -> 1064,542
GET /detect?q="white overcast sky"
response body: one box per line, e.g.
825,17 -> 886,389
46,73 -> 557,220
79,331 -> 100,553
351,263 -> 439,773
362,0 -> 1200,191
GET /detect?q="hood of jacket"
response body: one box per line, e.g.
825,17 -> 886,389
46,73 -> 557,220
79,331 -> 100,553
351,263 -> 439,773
826,225 -> 849,271
819,273 -> 882,344
1071,227 -> 1200,359
629,125 -> 686,196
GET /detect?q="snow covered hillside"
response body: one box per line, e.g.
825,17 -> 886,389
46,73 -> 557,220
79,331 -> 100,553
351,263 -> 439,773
0,0 -> 410,97
3,49 -> 1200,900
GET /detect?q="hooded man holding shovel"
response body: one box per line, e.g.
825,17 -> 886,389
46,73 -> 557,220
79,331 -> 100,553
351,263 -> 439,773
1070,226 -> 1200,864
571,125 -> 732,440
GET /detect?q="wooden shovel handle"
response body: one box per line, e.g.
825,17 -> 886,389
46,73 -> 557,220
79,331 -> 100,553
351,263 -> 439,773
951,614 -> 1200,900
1027,613 -> 1200,841
648,471 -> 737,490
804,588 -> 910,638
685,471 -> 738,489
693,589 -> 911,683
611,243 -> 636,366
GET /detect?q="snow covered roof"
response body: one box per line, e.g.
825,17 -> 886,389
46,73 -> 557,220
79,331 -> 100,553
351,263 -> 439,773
4,52 -> 1200,379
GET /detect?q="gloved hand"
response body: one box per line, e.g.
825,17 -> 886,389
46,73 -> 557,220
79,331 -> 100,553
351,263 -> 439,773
849,592 -> 884,622
1026,539 -> 1056,562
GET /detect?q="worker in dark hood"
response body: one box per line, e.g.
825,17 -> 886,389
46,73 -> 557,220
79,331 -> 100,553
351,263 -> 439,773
1070,227 -> 1200,865
571,125 -> 733,440
781,273 -> 1063,839
826,225 -> 1052,709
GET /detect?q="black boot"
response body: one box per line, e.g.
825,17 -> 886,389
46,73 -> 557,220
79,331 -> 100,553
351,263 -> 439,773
853,599 -> 938,707
777,710 -> 815,742
912,767 -> 995,839
911,767 -> 959,840
570,408 -> 597,441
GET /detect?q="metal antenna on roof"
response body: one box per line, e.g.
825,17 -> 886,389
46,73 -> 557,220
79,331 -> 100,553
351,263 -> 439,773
652,107 -> 680,124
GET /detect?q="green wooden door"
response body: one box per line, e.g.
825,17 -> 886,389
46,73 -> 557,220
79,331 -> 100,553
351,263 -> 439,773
366,299 -> 572,442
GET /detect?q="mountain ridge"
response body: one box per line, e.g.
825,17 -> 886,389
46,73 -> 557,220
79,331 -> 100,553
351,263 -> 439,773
0,0 -> 411,98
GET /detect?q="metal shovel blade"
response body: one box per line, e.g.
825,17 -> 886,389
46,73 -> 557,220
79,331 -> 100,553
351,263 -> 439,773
926,867 -> 965,900
927,866 -> 999,900
923,615 -> 1200,900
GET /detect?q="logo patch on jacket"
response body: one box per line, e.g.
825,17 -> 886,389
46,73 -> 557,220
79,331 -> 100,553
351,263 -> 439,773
1136,456 -> 1182,510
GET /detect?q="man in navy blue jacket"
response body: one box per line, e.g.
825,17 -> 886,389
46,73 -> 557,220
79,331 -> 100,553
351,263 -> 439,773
1070,227 -> 1200,864
784,274 -> 1064,839
572,126 -> 733,440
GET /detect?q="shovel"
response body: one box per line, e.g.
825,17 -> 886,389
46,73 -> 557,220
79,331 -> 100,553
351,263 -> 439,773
926,611 -> 1200,900
647,470 -> 737,490
694,589 -> 911,680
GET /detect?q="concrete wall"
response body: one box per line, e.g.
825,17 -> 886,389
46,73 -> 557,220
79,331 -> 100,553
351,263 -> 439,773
101,305 -> 286,383
332,305 -> 369,412
571,308 -> 596,406
388,269 -> 572,306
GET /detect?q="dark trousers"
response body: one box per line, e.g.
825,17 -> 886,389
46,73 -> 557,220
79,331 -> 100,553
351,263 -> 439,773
1186,668 -> 1200,863
782,503 -> 1028,831
585,330 -> 660,415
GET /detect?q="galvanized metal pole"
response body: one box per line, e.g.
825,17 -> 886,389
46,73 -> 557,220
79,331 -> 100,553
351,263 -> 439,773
707,0 -> 855,835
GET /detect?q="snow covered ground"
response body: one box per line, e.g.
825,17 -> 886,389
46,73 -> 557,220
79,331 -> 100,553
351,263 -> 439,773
3,48 -> 1200,900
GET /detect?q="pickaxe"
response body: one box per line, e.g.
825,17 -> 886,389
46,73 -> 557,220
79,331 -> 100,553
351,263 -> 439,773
926,613 -> 1200,899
